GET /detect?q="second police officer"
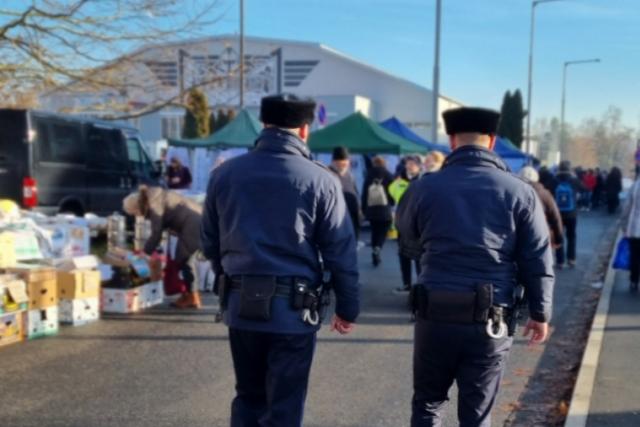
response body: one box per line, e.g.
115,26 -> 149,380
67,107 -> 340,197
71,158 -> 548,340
397,107 -> 554,427
201,94 -> 360,427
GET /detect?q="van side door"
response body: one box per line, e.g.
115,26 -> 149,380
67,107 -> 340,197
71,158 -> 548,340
34,117 -> 88,214
86,125 -> 130,215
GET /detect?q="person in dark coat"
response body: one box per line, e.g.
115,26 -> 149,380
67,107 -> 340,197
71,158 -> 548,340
398,107 -> 554,427
606,167 -> 623,214
201,94 -> 359,427
329,146 -> 361,241
538,166 -> 557,193
521,166 -> 564,249
552,161 -> 585,268
390,155 -> 422,292
592,167 -> 604,209
362,156 -> 394,266
167,157 -> 193,189
123,186 -> 203,308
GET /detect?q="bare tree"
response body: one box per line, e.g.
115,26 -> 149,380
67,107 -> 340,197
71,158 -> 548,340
0,0 -> 223,114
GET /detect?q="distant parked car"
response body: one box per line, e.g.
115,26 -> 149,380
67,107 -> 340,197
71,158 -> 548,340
0,109 -> 162,216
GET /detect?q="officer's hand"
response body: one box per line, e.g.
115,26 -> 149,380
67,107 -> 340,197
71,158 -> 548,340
522,320 -> 548,345
330,315 -> 354,335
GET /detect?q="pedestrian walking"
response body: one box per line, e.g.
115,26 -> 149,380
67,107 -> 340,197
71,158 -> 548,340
606,167 -> 623,214
582,169 -> 597,211
167,157 -> 193,189
521,166 -> 564,250
329,146 -> 361,240
624,177 -> 640,291
123,186 -> 203,308
422,151 -> 446,175
592,167 -> 604,209
397,107 -> 554,427
362,156 -> 394,266
389,155 -> 422,293
553,161 -> 585,269
538,166 -> 557,194
201,94 -> 359,427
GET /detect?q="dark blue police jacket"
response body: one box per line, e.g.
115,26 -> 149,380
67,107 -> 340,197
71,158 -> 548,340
397,145 -> 554,322
201,127 -> 360,333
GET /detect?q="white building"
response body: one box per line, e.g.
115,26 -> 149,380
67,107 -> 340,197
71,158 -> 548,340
41,35 -> 463,146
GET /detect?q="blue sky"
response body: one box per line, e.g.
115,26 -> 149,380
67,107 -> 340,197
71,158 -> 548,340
209,0 -> 639,129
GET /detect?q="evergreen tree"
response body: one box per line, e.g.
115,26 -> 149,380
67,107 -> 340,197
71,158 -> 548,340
182,88 -> 209,139
497,89 -> 526,148
208,112 -> 218,135
216,109 -> 230,130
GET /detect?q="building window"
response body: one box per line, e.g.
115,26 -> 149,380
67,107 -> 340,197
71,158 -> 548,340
283,60 -> 319,87
145,61 -> 178,87
161,116 -> 183,139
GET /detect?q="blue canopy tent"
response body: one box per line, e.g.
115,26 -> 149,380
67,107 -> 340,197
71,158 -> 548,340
379,117 -> 451,154
494,137 -> 535,172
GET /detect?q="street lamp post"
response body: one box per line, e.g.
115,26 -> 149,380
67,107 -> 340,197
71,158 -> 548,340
525,0 -> 563,155
239,0 -> 245,109
430,0 -> 442,145
560,58 -> 601,159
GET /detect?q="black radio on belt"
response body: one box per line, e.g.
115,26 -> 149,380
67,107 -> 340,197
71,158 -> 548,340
292,282 -> 307,310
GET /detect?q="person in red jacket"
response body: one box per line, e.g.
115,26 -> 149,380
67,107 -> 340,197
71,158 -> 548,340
582,169 -> 597,211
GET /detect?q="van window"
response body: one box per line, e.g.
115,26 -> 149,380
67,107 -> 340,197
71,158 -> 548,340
87,127 -> 127,170
41,122 -> 85,164
126,138 -> 143,175
0,110 -> 27,163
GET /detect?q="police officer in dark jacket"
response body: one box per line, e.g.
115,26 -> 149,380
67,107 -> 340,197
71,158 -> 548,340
201,94 -> 360,427
397,107 -> 554,427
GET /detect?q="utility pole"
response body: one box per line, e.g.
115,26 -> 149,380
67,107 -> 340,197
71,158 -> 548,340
239,0 -> 245,109
431,0 -> 442,145
525,0 -> 563,155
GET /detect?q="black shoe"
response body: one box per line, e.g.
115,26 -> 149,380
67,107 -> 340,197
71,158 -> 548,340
394,285 -> 411,293
372,247 -> 381,267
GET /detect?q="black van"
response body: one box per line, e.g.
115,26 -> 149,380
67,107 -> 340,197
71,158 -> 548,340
0,109 -> 161,216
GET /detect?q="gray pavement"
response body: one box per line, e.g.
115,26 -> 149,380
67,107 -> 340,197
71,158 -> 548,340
0,212 -> 613,427
587,269 -> 640,426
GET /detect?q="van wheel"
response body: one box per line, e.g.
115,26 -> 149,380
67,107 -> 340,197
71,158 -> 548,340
59,202 -> 84,217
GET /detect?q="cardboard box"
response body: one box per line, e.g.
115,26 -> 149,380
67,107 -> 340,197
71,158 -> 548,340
101,287 -> 142,314
25,306 -> 59,339
140,281 -> 164,309
0,311 -> 24,348
59,298 -> 100,326
0,277 -> 29,314
39,223 -> 90,258
58,270 -> 101,299
52,255 -> 99,272
6,266 -> 58,309
0,232 -> 17,268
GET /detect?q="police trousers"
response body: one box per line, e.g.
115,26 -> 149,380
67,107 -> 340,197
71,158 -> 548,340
228,328 -> 316,427
412,320 -> 512,427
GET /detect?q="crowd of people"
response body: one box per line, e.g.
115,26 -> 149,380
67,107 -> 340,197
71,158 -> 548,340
329,147 -> 447,291
329,147 -> 625,280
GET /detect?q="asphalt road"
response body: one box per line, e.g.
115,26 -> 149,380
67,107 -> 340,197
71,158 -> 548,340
0,211 -> 613,427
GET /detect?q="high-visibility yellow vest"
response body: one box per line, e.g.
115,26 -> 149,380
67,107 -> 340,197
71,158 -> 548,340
388,178 -> 410,204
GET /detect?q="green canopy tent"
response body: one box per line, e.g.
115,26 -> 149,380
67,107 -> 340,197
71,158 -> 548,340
309,112 -> 427,154
168,109 -> 261,149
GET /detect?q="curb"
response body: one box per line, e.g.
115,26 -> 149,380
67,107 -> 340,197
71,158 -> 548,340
564,231 -> 620,427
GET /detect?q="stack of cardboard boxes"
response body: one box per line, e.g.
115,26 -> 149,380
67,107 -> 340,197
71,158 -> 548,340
7,265 -> 59,340
57,256 -> 101,326
101,249 -> 164,314
0,275 -> 28,348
